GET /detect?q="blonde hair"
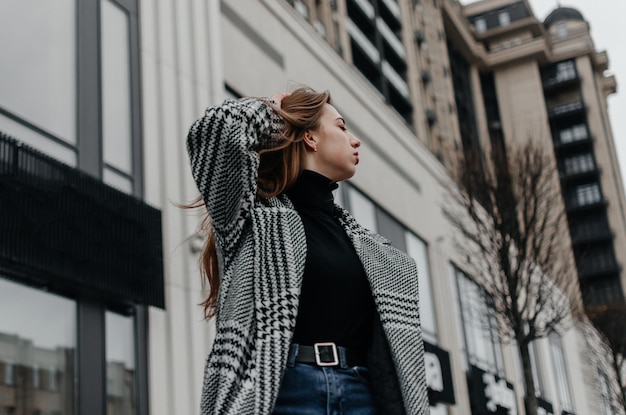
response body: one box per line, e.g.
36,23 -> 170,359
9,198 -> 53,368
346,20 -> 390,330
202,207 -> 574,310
198,87 -> 331,319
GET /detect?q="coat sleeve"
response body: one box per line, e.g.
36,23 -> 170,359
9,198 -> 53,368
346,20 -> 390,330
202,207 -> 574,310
186,98 -> 284,246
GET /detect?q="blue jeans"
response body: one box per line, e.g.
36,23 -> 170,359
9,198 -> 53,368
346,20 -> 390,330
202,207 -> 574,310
272,363 -> 377,415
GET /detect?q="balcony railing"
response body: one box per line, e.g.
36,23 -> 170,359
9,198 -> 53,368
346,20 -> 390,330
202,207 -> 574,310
577,256 -> 621,279
570,225 -> 613,245
0,132 -> 164,308
548,100 -> 585,119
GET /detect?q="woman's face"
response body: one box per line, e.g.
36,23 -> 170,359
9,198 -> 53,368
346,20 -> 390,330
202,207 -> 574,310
305,103 -> 361,182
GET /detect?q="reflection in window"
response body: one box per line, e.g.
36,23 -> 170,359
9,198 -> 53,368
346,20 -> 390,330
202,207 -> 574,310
4,362 -> 14,386
106,311 -> 136,415
0,277 -> 76,415
49,367 -> 58,391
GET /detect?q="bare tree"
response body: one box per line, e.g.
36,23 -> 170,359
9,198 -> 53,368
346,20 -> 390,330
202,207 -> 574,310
586,303 -> 626,414
445,141 -> 582,415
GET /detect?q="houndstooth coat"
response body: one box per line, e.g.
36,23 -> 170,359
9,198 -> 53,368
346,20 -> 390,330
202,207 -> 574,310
186,97 -> 430,415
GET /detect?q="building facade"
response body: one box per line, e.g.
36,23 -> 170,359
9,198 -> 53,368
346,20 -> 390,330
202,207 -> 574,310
0,0 -> 623,414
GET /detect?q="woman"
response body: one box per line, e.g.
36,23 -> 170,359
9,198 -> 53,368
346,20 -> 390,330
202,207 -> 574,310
186,87 -> 429,415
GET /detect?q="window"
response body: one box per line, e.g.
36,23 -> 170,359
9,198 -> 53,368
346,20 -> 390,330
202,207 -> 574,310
498,11 -> 511,27
346,187 -> 378,232
0,277 -> 76,414
405,233 -> 437,342
564,153 -> 594,175
101,0 -> 133,193
0,0 -> 142,196
549,333 -> 573,411
560,124 -> 588,144
0,0 -> 77,165
574,183 -> 601,207
528,340 -> 544,396
455,268 -> 503,373
4,362 -> 14,386
48,367 -> 58,391
556,61 -> 576,82
475,18 -> 487,34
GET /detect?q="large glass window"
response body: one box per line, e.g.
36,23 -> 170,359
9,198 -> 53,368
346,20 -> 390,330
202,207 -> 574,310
549,332 -> 573,412
0,0 -> 77,159
0,277 -> 76,415
455,268 -> 503,374
106,311 -> 136,415
405,232 -> 437,342
0,0 -> 141,196
528,339 -> 544,396
346,187 -> 378,232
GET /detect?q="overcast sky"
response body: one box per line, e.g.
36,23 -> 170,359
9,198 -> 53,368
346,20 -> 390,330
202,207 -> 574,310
460,0 -> 626,188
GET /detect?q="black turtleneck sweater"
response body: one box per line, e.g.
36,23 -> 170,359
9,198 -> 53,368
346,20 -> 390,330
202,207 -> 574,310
286,170 -> 375,354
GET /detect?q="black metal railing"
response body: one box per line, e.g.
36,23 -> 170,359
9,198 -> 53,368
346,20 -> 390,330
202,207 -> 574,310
0,133 -> 164,308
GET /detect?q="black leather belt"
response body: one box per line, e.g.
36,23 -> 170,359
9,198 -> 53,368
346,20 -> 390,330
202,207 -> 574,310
289,343 -> 366,369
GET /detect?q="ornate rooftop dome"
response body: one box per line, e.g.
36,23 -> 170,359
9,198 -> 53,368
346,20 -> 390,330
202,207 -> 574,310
544,7 -> 585,28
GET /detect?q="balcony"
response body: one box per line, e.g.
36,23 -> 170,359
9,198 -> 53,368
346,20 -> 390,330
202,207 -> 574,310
542,60 -> 579,92
559,164 -> 600,183
0,133 -> 164,308
577,255 -> 621,280
548,100 -> 585,119
570,225 -> 613,245
566,198 -> 608,213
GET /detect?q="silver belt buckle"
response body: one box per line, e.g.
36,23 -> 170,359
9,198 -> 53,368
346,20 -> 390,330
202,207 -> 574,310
314,342 -> 339,366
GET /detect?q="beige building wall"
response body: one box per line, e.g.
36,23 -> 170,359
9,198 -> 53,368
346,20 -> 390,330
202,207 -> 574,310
493,61 -> 551,147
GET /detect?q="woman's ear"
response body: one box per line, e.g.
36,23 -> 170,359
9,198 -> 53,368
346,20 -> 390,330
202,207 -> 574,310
303,130 -> 318,152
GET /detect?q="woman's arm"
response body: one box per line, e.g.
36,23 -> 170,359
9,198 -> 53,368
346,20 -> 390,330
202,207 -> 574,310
186,97 -> 283,246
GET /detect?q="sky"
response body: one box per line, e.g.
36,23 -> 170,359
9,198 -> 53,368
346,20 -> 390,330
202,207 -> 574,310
460,0 -> 626,188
